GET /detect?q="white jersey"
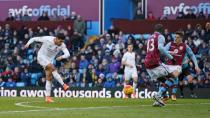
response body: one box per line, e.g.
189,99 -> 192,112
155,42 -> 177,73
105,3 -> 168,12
122,52 -> 136,70
26,36 -> 70,61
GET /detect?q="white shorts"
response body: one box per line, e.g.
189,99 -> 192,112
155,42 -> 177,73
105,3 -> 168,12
124,68 -> 138,81
37,55 -> 51,68
146,63 -> 181,81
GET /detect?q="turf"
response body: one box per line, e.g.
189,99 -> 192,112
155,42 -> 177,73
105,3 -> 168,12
0,97 -> 209,118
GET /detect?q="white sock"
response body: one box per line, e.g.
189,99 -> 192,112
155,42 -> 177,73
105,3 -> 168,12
52,70 -> 64,86
133,82 -> 137,93
45,80 -> 52,97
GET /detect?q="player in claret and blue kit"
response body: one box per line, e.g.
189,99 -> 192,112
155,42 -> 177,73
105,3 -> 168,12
144,24 -> 182,107
164,31 -> 200,101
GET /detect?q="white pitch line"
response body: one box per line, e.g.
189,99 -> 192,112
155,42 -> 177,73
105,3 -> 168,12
15,101 -> 210,109
0,105 -> 132,114
0,101 -> 209,114
15,102 -> 49,109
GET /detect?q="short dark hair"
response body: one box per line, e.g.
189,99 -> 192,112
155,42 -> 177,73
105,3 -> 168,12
127,43 -> 133,46
154,24 -> 163,33
175,31 -> 184,38
56,33 -> 65,40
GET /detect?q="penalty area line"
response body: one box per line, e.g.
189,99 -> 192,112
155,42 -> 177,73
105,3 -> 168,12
0,101 -> 209,114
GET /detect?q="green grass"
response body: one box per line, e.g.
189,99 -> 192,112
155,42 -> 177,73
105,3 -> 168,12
0,97 -> 209,118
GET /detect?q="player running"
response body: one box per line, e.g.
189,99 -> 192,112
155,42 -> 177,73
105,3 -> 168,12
165,31 -> 201,100
121,44 -> 138,98
24,33 -> 70,103
144,24 -> 181,106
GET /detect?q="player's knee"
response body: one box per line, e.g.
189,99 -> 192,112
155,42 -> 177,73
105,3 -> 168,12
46,64 -> 55,72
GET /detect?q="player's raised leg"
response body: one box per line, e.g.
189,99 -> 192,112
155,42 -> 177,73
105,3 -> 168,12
52,69 -> 69,91
48,64 -> 69,91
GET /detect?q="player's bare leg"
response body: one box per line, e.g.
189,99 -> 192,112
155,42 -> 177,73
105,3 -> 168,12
45,66 -> 54,103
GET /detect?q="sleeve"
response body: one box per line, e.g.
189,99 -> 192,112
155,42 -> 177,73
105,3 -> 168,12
186,45 -> 198,68
165,42 -> 171,51
158,35 -> 173,60
26,37 -> 46,46
60,44 -> 70,59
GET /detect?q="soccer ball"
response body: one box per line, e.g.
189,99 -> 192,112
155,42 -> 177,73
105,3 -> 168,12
123,85 -> 134,95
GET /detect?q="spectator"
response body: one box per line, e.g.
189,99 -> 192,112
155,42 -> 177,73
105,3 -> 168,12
197,11 -> 206,20
103,76 -> 116,88
163,28 -> 173,43
205,22 -> 210,43
72,69 -> 81,87
95,78 -> 103,88
79,55 -> 89,74
108,25 -> 119,37
106,39 -> 115,51
108,57 -> 120,74
20,68 -> 31,86
5,78 -> 16,87
37,12 -> 50,21
72,15 -> 86,49
133,9 -> 144,20
147,11 -> 155,20
176,12 -> 185,19
66,11 -> 77,21
21,12 -> 32,21
85,64 -> 94,87
5,13 -> 15,21
185,9 -> 196,19
37,77 -> 46,87
185,24 -> 194,38
159,14 -> 168,20
51,12 -> 60,21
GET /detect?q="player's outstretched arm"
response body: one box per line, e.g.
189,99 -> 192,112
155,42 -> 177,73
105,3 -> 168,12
164,42 -> 171,52
24,37 -> 44,49
186,45 -> 201,74
158,35 -> 173,60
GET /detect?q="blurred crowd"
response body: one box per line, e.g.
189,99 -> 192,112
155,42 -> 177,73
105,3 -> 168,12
0,19 -> 209,89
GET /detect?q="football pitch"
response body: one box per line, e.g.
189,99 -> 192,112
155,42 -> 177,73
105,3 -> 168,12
0,97 -> 209,118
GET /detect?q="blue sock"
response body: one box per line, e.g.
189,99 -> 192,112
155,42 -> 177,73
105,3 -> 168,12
172,77 -> 179,94
158,87 -> 166,97
158,80 -> 173,97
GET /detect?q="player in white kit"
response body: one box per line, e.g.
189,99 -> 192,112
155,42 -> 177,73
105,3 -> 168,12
121,44 -> 138,98
24,33 -> 70,103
